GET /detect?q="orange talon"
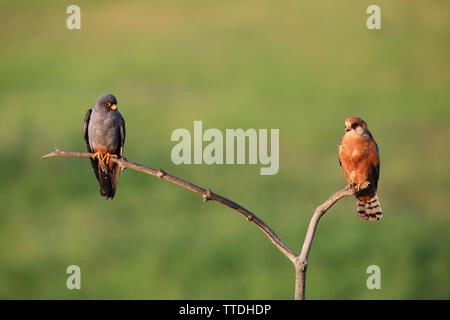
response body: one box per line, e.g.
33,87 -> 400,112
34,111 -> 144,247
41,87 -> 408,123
354,183 -> 361,192
92,151 -> 101,161
345,184 -> 352,190
104,153 -> 118,165
92,151 -> 107,169
100,153 -> 107,166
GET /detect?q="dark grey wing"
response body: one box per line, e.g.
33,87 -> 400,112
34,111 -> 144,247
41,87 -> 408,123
368,138 -> 380,192
83,109 -> 100,182
373,140 -> 380,181
83,109 -> 92,151
119,113 -> 125,157
368,129 -> 380,176
110,112 -> 126,198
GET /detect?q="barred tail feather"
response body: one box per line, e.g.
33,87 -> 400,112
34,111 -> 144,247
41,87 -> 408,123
356,194 -> 382,221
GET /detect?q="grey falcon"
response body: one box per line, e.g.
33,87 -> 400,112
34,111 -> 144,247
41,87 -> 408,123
83,94 -> 126,199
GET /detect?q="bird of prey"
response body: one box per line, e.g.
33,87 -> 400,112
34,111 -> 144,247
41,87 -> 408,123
83,94 -> 125,199
338,117 -> 382,221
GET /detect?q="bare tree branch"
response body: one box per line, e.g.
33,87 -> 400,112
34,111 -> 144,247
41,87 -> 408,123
41,147 -> 366,299
42,148 -> 297,262
294,181 -> 370,300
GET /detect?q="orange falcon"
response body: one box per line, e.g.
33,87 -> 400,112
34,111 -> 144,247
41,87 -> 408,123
338,117 -> 382,221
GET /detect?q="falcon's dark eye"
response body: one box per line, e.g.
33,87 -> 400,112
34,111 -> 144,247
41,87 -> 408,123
105,102 -> 111,107
351,122 -> 359,129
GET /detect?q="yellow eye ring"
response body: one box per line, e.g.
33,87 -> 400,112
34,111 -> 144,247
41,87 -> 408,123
106,102 -> 111,107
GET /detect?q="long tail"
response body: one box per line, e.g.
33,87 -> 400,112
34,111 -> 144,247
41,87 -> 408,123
356,193 -> 383,221
98,164 -> 120,199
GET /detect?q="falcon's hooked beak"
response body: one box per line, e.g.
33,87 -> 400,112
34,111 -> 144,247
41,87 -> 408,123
345,124 -> 352,132
110,104 -> 117,110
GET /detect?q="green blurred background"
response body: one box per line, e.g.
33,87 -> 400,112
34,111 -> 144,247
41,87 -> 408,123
0,0 -> 449,299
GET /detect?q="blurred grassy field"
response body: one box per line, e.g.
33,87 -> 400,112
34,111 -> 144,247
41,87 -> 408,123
0,0 -> 449,299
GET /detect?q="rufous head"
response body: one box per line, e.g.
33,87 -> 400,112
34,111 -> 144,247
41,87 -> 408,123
344,117 -> 368,134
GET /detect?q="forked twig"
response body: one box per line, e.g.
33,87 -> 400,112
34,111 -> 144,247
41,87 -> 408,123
42,147 -> 366,299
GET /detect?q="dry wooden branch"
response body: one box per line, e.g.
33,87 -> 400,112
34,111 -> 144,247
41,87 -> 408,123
294,180 -> 369,300
42,147 -> 366,299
